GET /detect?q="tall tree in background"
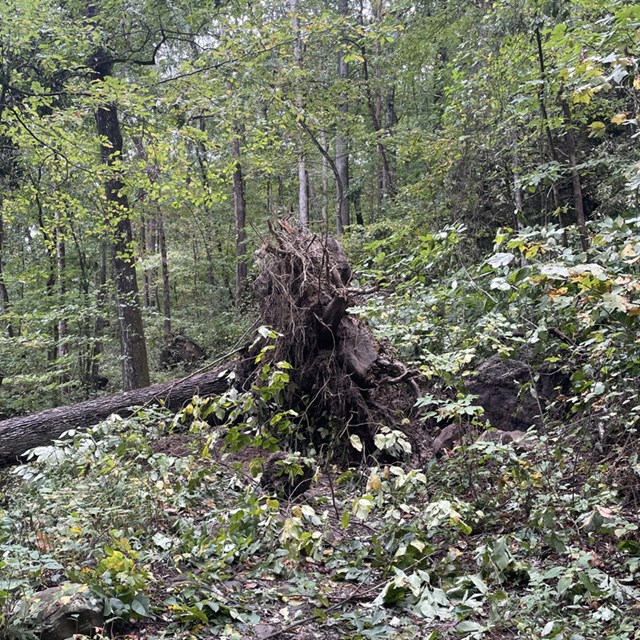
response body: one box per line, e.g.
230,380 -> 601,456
290,0 -> 309,226
89,41 -> 150,390
335,0 -> 350,234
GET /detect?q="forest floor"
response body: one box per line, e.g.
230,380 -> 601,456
1,400 -> 639,640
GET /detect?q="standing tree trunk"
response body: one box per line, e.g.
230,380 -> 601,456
560,97 -> 589,252
335,0 -> 350,235
157,213 -> 171,339
230,128 -> 248,302
135,136 -> 172,339
92,53 -> 150,390
321,131 -> 329,226
55,209 -> 68,361
291,0 -> 309,226
0,206 -> 14,338
88,241 -> 108,386
535,27 -> 565,241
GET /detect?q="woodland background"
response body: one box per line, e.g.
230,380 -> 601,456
1,1 -> 640,639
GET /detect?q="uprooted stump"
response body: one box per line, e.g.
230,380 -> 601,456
245,222 -> 420,457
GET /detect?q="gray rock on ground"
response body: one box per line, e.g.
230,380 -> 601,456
12,582 -> 103,640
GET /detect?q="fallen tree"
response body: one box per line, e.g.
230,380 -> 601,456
0,369 -> 231,467
0,224 -> 420,468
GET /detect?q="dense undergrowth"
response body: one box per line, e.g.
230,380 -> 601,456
1,216 -> 640,639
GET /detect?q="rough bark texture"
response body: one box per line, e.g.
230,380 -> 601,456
291,0 -> 309,227
93,52 -> 150,390
0,368 -> 231,467
231,131 -> 248,300
0,207 -> 14,338
560,98 -> 589,252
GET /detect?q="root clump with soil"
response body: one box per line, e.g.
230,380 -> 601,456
247,222 -> 420,457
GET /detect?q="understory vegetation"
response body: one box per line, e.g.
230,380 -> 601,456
2,214 -> 640,639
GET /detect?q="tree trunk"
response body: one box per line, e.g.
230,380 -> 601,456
534,27 -> 565,240
230,130 -> 248,301
55,210 -> 68,361
135,136 -> 172,339
88,241 -> 108,385
560,98 -> 589,252
0,206 -> 14,338
321,131 -> 329,226
335,0 -> 350,235
291,0 -> 309,226
0,368 -> 231,468
158,213 -> 171,339
92,54 -> 150,390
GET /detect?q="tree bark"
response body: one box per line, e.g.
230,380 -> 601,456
0,206 -> 14,338
560,97 -> 589,252
55,209 -> 68,361
291,0 -> 309,226
158,213 -> 171,339
534,27 -> 565,240
230,129 -> 248,301
0,368 -> 232,468
335,0 -> 350,235
92,53 -> 150,390
88,241 -> 108,385
321,131 -> 329,225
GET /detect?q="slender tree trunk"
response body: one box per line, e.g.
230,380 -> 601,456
89,241 -> 108,384
92,54 -> 150,390
0,206 -> 14,338
157,213 -> 171,339
321,131 -> 329,226
511,136 -> 524,232
230,130 -> 248,302
135,136 -> 172,338
291,0 -> 309,226
55,210 -> 68,361
535,27 -> 566,240
511,134 -> 527,267
336,0 -> 350,235
560,98 -> 589,252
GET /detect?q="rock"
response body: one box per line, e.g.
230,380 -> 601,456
254,623 -> 277,639
260,452 -> 314,499
476,429 -> 525,445
432,424 -> 468,457
465,355 -> 566,432
12,583 -> 103,640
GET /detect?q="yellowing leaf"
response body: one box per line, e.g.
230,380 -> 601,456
611,112 -> 628,125
367,473 -> 382,492
588,121 -> 606,138
349,434 -> 363,452
548,287 -> 569,298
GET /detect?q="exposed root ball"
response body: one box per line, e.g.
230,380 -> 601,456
249,222 -> 421,458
